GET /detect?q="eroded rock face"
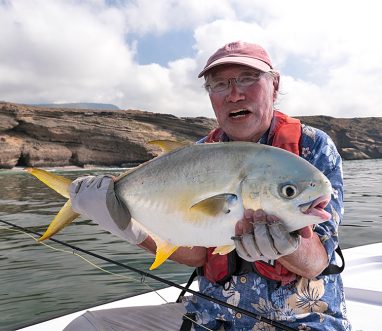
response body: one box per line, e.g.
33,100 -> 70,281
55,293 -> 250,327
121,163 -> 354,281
0,102 -> 381,168
0,135 -> 24,168
297,115 -> 382,160
0,102 -> 217,168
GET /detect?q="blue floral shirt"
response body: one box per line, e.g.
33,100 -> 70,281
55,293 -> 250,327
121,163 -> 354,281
185,123 -> 352,331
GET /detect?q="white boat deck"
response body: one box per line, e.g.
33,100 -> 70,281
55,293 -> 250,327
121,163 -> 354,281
18,243 -> 382,331
341,243 -> 382,330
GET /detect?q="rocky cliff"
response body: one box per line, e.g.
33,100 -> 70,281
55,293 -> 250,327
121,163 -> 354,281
0,102 -> 216,168
0,102 -> 381,168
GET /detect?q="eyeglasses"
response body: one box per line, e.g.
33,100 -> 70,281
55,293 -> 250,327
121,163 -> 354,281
205,72 -> 264,93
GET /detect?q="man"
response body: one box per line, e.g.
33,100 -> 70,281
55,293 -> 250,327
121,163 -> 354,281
65,41 -> 351,330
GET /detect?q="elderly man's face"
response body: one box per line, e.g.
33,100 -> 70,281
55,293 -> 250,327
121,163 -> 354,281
206,64 -> 279,142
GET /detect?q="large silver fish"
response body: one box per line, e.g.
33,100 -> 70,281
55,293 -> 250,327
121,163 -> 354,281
27,141 -> 332,270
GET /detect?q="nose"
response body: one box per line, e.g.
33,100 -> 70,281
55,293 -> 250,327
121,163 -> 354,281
225,80 -> 245,102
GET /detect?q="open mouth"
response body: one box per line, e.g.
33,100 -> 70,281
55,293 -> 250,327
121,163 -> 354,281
229,109 -> 251,118
299,194 -> 331,220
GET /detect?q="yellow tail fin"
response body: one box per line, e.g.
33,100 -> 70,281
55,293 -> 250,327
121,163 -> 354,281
39,200 -> 80,241
26,168 -> 80,241
25,168 -> 72,199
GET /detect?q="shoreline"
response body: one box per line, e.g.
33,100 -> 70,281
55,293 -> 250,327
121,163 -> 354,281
1,158 -> 380,175
0,165 -> 131,174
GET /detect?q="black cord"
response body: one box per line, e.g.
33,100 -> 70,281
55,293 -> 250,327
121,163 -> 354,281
0,219 -> 296,331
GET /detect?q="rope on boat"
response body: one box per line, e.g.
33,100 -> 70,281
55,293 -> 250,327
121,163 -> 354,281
0,219 -> 296,331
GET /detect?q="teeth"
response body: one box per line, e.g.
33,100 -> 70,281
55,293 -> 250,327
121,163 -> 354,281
231,109 -> 244,114
230,109 -> 249,117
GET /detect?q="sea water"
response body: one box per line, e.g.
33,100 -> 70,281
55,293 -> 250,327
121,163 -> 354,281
0,159 -> 381,330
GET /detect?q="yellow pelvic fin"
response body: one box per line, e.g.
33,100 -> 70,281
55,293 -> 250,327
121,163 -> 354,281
212,245 -> 236,255
147,140 -> 189,153
190,194 -> 237,217
25,168 -> 72,199
39,200 -> 80,241
149,240 -> 179,270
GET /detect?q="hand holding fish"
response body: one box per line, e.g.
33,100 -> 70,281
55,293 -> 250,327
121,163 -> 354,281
70,175 -> 148,245
233,209 -> 303,262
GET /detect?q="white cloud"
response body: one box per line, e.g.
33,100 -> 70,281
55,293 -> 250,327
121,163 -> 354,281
0,0 -> 132,102
0,0 -> 381,118
121,0 -> 235,35
193,0 -> 382,118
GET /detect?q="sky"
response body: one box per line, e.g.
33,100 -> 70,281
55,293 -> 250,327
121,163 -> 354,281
0,0 -> 381,119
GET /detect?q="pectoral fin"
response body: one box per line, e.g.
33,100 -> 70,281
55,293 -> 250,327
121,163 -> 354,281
212,245 -> 236,255
150,239 -> 179,270
190,194 -> 237,217
39,200 -> 80,241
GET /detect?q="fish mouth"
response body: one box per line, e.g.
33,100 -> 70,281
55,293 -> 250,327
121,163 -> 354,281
229,108 -> 251,118
299,194 -> 331,220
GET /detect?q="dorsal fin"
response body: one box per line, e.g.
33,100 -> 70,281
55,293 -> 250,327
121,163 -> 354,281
148,140 -> 189,153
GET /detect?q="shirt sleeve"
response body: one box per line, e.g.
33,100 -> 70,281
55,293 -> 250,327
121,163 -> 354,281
300,125 -> 344,264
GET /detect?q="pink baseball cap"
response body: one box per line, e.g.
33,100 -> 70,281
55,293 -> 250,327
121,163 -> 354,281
198,41 -> 273,78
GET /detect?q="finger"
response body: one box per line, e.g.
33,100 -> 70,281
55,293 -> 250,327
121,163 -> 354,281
268,223 -> 300,256
298,225 -> 313,239
85,176 -> 96,187
232,236 -> 249,260
241,233 -> 262,260
74,178 -> 84,194
233,234 -> 261,262
72,176 -> 95,194
265,214 -> 280,223
244,209 -> 255,219
235,220 -> 244,236
254,222 -> 280,260
242,209 -> 254,234
253,209 -> 266,221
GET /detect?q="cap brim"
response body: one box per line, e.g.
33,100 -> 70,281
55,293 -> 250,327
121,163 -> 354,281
198,57 -> 272,78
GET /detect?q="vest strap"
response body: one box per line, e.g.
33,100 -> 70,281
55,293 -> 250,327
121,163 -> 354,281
321,246 -> 345,275
179,313 -> 197,331
176,269 -> 198,303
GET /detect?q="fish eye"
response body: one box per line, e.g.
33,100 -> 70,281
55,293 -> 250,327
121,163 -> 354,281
279,184 -> 298,199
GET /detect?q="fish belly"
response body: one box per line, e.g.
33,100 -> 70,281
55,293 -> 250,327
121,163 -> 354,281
128,199 -> 244,247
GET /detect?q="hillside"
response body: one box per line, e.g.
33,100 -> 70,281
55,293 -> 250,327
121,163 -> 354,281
0,102 -> 380,168
31,102 -> 120,111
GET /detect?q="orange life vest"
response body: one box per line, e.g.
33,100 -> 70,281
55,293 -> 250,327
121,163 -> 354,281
202,110 -> 302,285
